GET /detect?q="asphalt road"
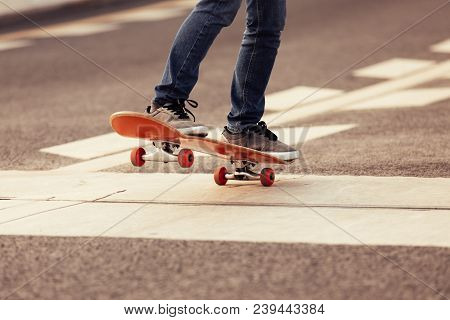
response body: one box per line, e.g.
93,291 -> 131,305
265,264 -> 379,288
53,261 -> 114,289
0,0 -> 449,299
2,236 -> 449,299
1,0 -> 449,174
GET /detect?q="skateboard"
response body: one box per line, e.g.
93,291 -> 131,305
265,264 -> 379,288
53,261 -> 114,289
110,111 -> 290,187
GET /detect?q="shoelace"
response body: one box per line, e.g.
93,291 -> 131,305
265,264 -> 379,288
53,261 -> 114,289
147,99 -> 198,122
246,121 -> 278,141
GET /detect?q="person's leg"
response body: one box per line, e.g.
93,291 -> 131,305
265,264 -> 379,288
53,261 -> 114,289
154,0 -> 242,102
227,0 -> 286,132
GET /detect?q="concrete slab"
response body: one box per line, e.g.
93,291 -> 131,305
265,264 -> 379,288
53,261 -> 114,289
1,172 -> 449,247
0,200 -> 31,210
0,200 -> 79,224
1,171 -> 450,209
0,201 -> 448,247
0,201 -> 143,236
0,171 -> 191,201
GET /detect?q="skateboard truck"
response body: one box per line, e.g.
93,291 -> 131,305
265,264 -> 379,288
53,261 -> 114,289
130,142 -> 194,168
130,145 -> 275,187
214,160 -> 275,187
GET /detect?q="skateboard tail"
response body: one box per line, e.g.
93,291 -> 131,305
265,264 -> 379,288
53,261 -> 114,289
110,111 -> 181,143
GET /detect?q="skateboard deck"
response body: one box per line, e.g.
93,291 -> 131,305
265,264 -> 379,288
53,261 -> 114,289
110,111 -> 286,165
110,111 -> 288,186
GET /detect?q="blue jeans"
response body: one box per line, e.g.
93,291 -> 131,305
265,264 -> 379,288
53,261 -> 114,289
154,0 -> 286,132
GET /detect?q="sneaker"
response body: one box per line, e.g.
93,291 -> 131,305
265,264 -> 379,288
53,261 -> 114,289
146,98 -> 209,137
221,121 -> 300,161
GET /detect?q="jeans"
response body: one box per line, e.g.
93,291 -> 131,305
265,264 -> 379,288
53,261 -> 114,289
154,0 -> 286,132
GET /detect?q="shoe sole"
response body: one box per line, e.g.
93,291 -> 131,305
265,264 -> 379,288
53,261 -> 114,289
178,125 -> 210,137
266,150 -> 300,161
221,136 -> 300,161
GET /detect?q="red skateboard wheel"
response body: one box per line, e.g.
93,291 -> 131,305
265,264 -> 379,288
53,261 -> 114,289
214,167 -> 228,186
178,149 -> 194,168
130,147 -> 146,167
260,168 -> 275,187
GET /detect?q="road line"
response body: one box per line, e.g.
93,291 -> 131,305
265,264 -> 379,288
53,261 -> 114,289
273,124 -> 356,144
430,38 -> 450,53
110,7 -> 188,23
36,23 -> 119,38
343,88 -> 450,110
0,0 -> 196,43
40,133 -> 141,160
0,40 -> 32,51
45,125 -> 355,171
264,59 -> 450,126
265,86 -> 343,112
352,58 -> 435,79
52,151 -> 131,172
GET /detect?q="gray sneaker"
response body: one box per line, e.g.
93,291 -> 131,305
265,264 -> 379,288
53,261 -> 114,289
147,99 -> 209,137
221,122 -> 300,161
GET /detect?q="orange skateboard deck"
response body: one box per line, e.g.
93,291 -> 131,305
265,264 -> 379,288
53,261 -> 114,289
110,111 -> 288,186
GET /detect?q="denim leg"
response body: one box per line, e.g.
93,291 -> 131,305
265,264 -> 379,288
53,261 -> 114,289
227,0 -> 286,133
155,0 -> 242,102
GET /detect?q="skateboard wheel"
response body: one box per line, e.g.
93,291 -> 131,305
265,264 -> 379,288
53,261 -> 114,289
130,147 -> 146,167
178,149 -> 194,168
260,168 -> 275,187
214,167 -> 228,186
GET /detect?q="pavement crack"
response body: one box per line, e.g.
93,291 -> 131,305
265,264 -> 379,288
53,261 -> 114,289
92,189 -> 127,201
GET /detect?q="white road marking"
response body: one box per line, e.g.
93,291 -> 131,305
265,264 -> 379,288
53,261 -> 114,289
265,86 -> 343,112
43,125 -> 355,172
0,0 -> 196,45
207,125 -> 356,146
352,58 -> 435,79
111,8 -> 187,23
272,124 -> 356,145
343,88 -> 450,110
0,40 -> 32,51
0,0 -> 81,15
53,151 -> 130,172
0,172 -> 449,247
36,23 -> 120,38
41,133 -> 140,160
264,60 -> 450,125
430,38 -> 450,53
